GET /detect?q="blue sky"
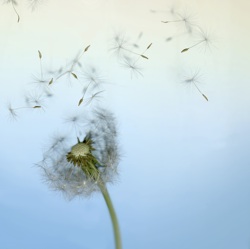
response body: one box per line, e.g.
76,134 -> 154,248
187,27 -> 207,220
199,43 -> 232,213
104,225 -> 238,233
1,0 -> 250,248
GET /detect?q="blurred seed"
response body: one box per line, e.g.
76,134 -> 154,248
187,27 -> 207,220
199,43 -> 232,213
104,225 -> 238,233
202,94 -> 208,101
147,43 -> 152,49
84,45 -> 91,52
140,55 -> 148,59
48,78 -> 53,85
71,73 -> 78,79
181,48 -> 189,53
78,97 -> 83,106
38,50 -> 42,59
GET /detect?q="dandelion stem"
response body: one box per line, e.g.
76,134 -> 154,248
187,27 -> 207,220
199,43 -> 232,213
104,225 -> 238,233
193,83 -> 208,101
99,182 -> 122,249
11,1 -> 20,22
189,40 -> 204,49
55,71 -> 69,80
121,47 -> 141,56
193,82 -> 202,94
40,60 -> 43,80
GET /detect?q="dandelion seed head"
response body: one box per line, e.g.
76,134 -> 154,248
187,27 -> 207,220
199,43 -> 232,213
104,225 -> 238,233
38,108 -> 120,199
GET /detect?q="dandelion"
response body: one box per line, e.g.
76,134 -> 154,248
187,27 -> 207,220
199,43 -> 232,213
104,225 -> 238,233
161,10 -> 195,32
6,102 -> 42,120
181,27 -> 212,53
182,69 -> 208,101
162,12 -> 191,24
37,108 -> 122,249
109,32 -> 129,58
110,32 -> 151,61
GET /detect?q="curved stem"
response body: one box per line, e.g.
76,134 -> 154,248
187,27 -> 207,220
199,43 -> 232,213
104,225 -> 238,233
11,1 -> 20,22
98,182 -> 122,249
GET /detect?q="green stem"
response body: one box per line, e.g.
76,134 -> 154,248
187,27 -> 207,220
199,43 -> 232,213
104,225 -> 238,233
98,182 -> 122,249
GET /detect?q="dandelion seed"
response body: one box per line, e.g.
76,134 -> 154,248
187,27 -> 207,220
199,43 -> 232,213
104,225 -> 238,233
109,32 -> 129,57
77,85 -> 89,107
140,54 -> 148,59
55,46 -> 91,82
38,50 -> 42,59
78,97 -> 83,106
30,75 -> 52,95
147,43 -> 152,50
37,50 -> 44,80
48,78 -> 53,85
161,11 -> 194,29
183,69 -> 208,101
84,45 -> 91,52
71,72 -> 78,79
202,94 -> 209,101
181,28 -> 212,53
181,48 -> 189,53
6,101 -> 43,120
110,32 -> 149,60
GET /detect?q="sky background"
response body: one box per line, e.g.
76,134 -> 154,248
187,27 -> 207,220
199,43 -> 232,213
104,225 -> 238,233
1,0 -> 250,248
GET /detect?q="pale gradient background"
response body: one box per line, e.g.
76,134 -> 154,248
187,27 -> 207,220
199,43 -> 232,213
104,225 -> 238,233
1,0 -> 250,248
